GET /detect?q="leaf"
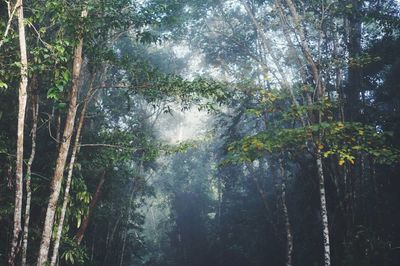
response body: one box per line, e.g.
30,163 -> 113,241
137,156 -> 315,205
0,81 -> 8,89
338,159 -> 345,166
77,216 -> 81,228
56,102 -> 67,110
63,70 -> 70,81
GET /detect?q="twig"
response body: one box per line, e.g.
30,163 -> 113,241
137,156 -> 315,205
0,0 -> 19,49
26,20 -> 52,49
78,144 -> 141,150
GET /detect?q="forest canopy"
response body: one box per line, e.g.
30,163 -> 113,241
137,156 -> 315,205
1,0 -> 400,265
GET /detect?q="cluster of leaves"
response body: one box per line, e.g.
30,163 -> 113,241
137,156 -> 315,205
226,120 -> 399,165
60,237 -> 88,265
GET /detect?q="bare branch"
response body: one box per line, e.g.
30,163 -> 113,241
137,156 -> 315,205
0,0 -> 19,49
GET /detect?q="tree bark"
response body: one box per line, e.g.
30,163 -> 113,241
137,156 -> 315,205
316,149 -> 331,266
9,0 -> 28,264
246,162 -> 278,234
50,75 -> 96,266
119,226 -> 128,266
21,86 -> 39,266
345,0 -> 362,121
90,223 -> 96,262
118,178 -> 136,266
278,161 -> 293,266
36,9 -> 88,266
74,172 -> 106,245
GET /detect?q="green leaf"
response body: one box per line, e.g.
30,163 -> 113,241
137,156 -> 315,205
77,216 -> 81,228
0,81 -> 8,89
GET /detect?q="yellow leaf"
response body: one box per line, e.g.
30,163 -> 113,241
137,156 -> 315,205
338,159 -> 345,166
318,144 -> 324,150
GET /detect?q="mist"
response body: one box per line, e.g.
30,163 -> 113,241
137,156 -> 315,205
1,1 -> 400,266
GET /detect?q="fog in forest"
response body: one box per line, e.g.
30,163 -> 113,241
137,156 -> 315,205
1,1 -> 400,266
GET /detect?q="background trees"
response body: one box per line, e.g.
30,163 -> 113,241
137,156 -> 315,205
1,0 -> 400,265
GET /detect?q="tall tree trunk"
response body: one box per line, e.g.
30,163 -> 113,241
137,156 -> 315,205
119,226 -> 128,266
103,217 -> 121,264
276,1 -> 332,264
90,223 -> 96,262
278,160 -> 293,266
49,75 -> 96,266
9,1 -> 28,264
346,0 -> 362,121
118,178 -> 136,266
316,149 -> 331,266
21,86 -> 39,266
36,9 -> 88,266
74,172 -> 106,245
246,162 -> 278,234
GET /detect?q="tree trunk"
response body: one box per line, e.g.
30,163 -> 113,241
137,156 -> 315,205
345,0 -> 362,121
276,1 -> 332,264
242,1 -> 307,127
91,224 -> 96,262
21,87 -> 39,266
278,161 -> 293,266
119,227 -> 128,266
278,0 -> 326,97
118,178 -> 136,266
246,162 -> 278,234
103,208 -> 122,265
50,75 -> 96,266
9,1 -> 28,264
74,172 -> 106,245
36,9 -> 88,266
316,150 -> 331,266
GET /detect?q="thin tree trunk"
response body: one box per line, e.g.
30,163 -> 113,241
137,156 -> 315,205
91,224 -> 96,262
56,111 -> 61,145
103,221 -> 111,264
9,1 -> 28,264
103,214 -> 122,266
74,172 -> 106,245
278,160 -> 293,266
50,75 -> 97,266
36,9 -> 88,266
316,149 -> 331,266
242,1 -> 307,127
246,162 -> 278,233
276,1 -> 331,264
0,0 -> 19,49
119,227 -> 128,266
346,0 -> 362,121
21,88 -> 39,266
119,178 -> 136,266
217,171 -> 223,266
278,0 -> 326,97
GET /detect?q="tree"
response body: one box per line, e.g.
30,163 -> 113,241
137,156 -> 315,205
36,9 -> 88,265
8,1 -> 28,264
